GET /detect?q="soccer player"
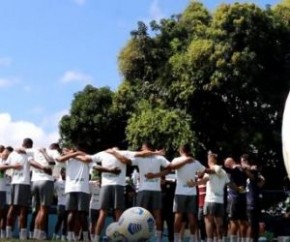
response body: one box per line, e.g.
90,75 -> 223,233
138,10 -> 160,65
89,172 -> 101,240
131,142 -> 171,242
240,154 -> 265,242
5,138 -> 49,240
202,153 -> 231,242
28,146 -> 57,240
224,157 -> 248,242
73,147 -> 133,242
170,144 -> 205,242
53,167 -> 67,241
0,146 -> 13,239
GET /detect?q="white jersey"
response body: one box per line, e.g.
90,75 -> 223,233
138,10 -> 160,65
27,148 -> 54,182
89,180 -> 101,210
89,151 -> 135,187
132,155 -> 170,191
0,158 -> 6,191
65,158 -> 90,194
54,179 -> 66,206
173,157 -> 205,195
204,165 -> 230,203
6,151 -> 32,185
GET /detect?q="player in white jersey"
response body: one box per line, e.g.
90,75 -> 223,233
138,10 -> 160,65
202,153 -> 231,242
4,138 -> 50,240
131,142 -> 171,242
53,167 -> 67,241
89,173 -> 101,240
74,147 -> 134,242
170,144 -> 205,242
0,146 -> 13,239
56,147 -> 121,242
27,145 -> 58,240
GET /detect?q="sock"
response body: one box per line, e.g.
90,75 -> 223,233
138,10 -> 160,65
246,238 -> 251,242
91,234 -> 95,240
190,234 -> 197,242
83,231 -> 89,241
241,238 -> 247,242
33,228 -> 40,239
20,228 -> 27,240
0,229 -> 5,239
6,226 -> 12,239
39,230 -> 47,239
67,231 -> 74,241
207,239 -> 213,242
174,233 -> 181,242
223,236 -> 228,242
94,235 -> 100,242
230,235 -> 237,242
61,235 -> 66,241
156,230 -> 162,242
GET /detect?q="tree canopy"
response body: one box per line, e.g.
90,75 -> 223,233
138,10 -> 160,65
59,0 -> 290,188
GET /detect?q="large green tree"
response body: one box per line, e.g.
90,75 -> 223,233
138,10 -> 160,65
59,85 -> 126,153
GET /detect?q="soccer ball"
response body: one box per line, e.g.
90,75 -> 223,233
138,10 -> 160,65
118,207 -> 155,242
105,222 -> 127,242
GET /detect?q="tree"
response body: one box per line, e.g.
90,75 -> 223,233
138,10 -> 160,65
126,101 -> 195,158
59,85 -> 126,153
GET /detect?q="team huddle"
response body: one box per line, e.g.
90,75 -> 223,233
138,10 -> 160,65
0,138 -> 265,242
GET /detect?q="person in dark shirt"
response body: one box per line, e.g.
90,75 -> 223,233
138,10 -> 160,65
240,154 -> 265,242
161,175 -> 176,242
224,157 -> 248,242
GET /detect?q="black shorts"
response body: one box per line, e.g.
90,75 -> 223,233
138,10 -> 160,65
228,199 -> 247,220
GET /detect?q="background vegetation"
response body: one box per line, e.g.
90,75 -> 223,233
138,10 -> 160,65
59,0 -> 290,189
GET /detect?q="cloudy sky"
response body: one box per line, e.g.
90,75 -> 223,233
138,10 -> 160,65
0,0 -> 281,148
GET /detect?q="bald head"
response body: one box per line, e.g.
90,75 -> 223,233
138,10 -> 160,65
224,157 -> 235,168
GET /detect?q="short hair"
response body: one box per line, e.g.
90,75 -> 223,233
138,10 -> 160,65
23,138 -> 33,148
240,153 -> 249,161
142,142 -> 154,151
0,145 -> 5,153
180,144 -> 193,156
5,146 -> 13,152
49,143 -> 60,150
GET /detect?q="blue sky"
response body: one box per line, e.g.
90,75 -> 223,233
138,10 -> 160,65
0,0 -> 281,147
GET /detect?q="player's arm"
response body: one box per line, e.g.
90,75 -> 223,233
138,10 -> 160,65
0,163 -> 22,171
30,159 -> 52,175
187,176 -> 209,187
106,149 -> 132,165
56,151 -> 85,163
145,168 -> 170,179
134,149 -> 165,157
257,174 -> 266,188
93,165 -> 121,175
169,157 -> 193,170
39,148 -> 55,165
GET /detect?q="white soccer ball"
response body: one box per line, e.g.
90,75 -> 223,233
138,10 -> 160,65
105,222 -> 127,242
118,207 -> 155,242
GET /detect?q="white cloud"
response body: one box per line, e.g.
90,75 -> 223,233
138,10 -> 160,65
149,0 -> 164,21
0,78 -> 18,88
0,113 -> 59,148
0,57 -> 12,67
73,0 -> 86,6
0,79 -> 11,88
60,70 -> 93,84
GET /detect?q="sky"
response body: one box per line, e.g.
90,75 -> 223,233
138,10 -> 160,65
0,0 -> 282,148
